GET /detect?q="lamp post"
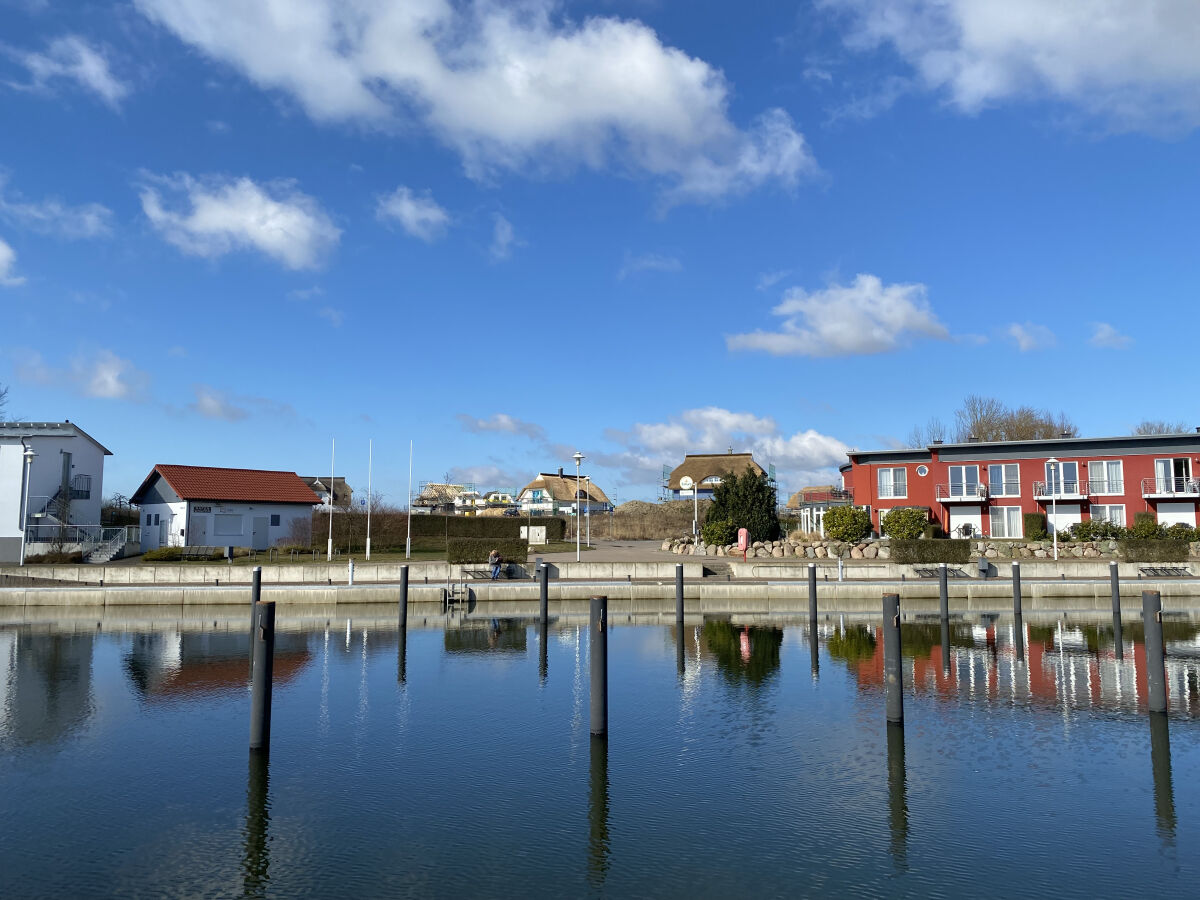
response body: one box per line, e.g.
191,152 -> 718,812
19,444 -> 36,566
1047,457 -> 1059,562
573,451 -> 584,562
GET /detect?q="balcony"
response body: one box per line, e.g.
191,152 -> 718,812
1033,480 -> 1089,501
935,483 -> 989,503
1141,477 -> 1200,499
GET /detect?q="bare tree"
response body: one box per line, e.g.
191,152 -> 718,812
1133,420 -> 1190,435
0,383 -> 8,422
911,395 -> 1077,445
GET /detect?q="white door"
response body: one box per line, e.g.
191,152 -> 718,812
159,519 -> 167,547
948,507 -> 983,537
1156,502 -> 1196,527
251,516 -> 269,550
191,515 -> 208,546
1047,503 -> 1082,534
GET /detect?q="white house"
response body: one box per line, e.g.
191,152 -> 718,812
130,465 -> 321,552
0,421 -> 112,564
517,468 -> 612,516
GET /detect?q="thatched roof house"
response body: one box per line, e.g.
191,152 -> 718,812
412,483 -> 468,514
518,468 -> 612,515
666,452 -> 764,500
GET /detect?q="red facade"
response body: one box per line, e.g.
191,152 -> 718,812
842,433 -> 1200,538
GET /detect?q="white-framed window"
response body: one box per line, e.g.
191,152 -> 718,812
876,508 -> 889,531
1088,460 -> 1123,495
877,467 -> 907,498
987,464 -> 1020,497
1046,460 -> 1079,493
701,475 -> 723,485
916,465 -> 929,477
948,465 -> 980,497
989,506 -> 1022,538
1091,504 -> 1125,526
214,514 -> 243,536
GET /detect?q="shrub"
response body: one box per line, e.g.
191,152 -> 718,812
823,506 -> 871,543
1118,539 -> 1189,562
1163,522 -> 1197,542
923,522 -> 945,539
1023,512 -> 1048,540
701,518 -> 736,546
890,539 -> 971,564
707,469 -> 780,542
1071,519 -> 1126,541
1132,511 -> 1163,539
881,507 -> 927,540
22,551 -> 84,564
143,547 -> 183,561
446,538 -> 529,565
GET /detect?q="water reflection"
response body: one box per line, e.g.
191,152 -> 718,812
0,631 -> 94,746
444,619 -> 527,654
123,632 -> 312,702
539,621 -> 549,685
242,751 -> 271,898
675,622 -> 685,680
700,621 -> 783,686
886,724 -> 908,869
834,619 -> 1200,716
397,629 -> 407,685
587,735 -> 610,888
1148,713 -> 1175,842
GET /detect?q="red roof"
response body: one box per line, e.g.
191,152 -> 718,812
132,465 -> 323,505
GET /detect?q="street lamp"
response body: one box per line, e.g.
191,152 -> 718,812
19,443 -> 36,566
1047,457 -> 1059,562
573,451 -> 584,562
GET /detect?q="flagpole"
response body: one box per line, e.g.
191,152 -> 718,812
405,439 -> 413,560
365,438 -> 373,561
327,438 -> 335,561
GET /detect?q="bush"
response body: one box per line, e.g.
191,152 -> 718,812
1118,539 -> 1189,562
701,518 -> 736,546
1132,511 -> 1162,539
143,547 -> 183,561
1163,522 -> 1197,542
446,538 -> 529,565
881,507 -> 927,540
890,539 -> 971,564
707,469 -> 780,542
1023,512 -> 1048,540
923,522 -> 945,539
823,506 -> 871,542
22,551 -> 84,564
1071,519 -> 1126,541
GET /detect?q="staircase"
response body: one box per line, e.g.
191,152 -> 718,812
85,531 -> 128,564
703,561 -> 734,579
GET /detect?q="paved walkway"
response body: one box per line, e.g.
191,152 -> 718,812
533,539 -> 679,563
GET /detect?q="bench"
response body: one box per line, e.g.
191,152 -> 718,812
913,566 -> 969,579
182,545 -> 218,561
463,564 -> 515,580
1139,566 -> 1191,578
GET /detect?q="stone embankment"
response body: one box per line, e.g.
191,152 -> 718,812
664,536 -> 1200,560
664,536 -> 890,559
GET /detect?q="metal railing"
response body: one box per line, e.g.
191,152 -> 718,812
1033,480 -> 1088,497
23,525 -> 140,555
70,474 -> 92,500
935,483 -> 989,500
985,480 -> 1022,498
1141,476 -> 1200,496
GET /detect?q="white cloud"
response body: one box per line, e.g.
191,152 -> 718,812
317,306 -> 344,327
376,186 -> 450,242
618,252 -> 682,280
135,0 -> 816,203
727,273 -> 948,357
457,413 -> 546,442
187,383 -> 296,420
0,177 -> 113,239
7,35 -> 129,109
823,0 -> 1200,132
139,173 -> 340,270
0,237 -> 24,286
756,269 -> 790,291
1006,321 -> 1056,352
489,213 -> 519,261
1090,321 -> 1132,349
72,349 -> 147,399
445,464 -> 529,489
602,405 -> 850,488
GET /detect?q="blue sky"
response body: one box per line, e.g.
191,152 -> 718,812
2,0 -> 1199,505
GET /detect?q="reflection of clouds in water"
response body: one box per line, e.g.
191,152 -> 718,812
319,627 -> 330,736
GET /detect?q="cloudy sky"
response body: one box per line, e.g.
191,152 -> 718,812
2,1 -> 1197,503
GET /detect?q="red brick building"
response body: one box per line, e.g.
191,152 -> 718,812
841,431 -> 1200,538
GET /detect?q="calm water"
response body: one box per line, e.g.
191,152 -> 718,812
2,609 -> 1199,898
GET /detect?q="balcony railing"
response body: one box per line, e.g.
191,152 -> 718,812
1141,477 -> 1200,497
935,483 -> 989,501
1033,480 -> 1089,498
69,474 -> 92,500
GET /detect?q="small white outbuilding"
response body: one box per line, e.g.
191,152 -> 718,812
130,465 -> 321,552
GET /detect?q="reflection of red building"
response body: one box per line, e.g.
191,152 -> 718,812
847,625 -> 1161,712
124,633 -> 311,701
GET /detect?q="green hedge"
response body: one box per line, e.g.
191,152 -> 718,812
446,538 -> 529,565
1023,512 -> 1047,540
824,506 -> 872,542
881,507 -> 927,540
890,539 -> 971,564
409,515 -> 566,541
1118,539 -> 1189,562
702,518 -> 736,546
143,547 -> 183,561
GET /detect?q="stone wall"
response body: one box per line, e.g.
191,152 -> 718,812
664,535 -> 1200,561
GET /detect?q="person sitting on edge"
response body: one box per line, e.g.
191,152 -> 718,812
488,548 -> 502,580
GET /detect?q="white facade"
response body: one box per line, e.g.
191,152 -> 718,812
0,422 -> 110,563
139,489 -> 313,551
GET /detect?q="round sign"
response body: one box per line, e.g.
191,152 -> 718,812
680,476 -> 694,490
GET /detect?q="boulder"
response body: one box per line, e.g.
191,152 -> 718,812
863,545 -> 878,559
814,546 -> 827,558
851,547 -> 864,559
772,547 -> 784,558
661,540 -> 673,552
878,546 -> 891,560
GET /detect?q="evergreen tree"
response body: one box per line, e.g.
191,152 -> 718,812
707,468 -> 780,542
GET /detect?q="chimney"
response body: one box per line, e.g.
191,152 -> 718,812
558,467 -> 564,477
932,439 -> 943,445
1060,431 -> 1071,438
1195,427 -> 1199,433
967,435 -> 979,443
